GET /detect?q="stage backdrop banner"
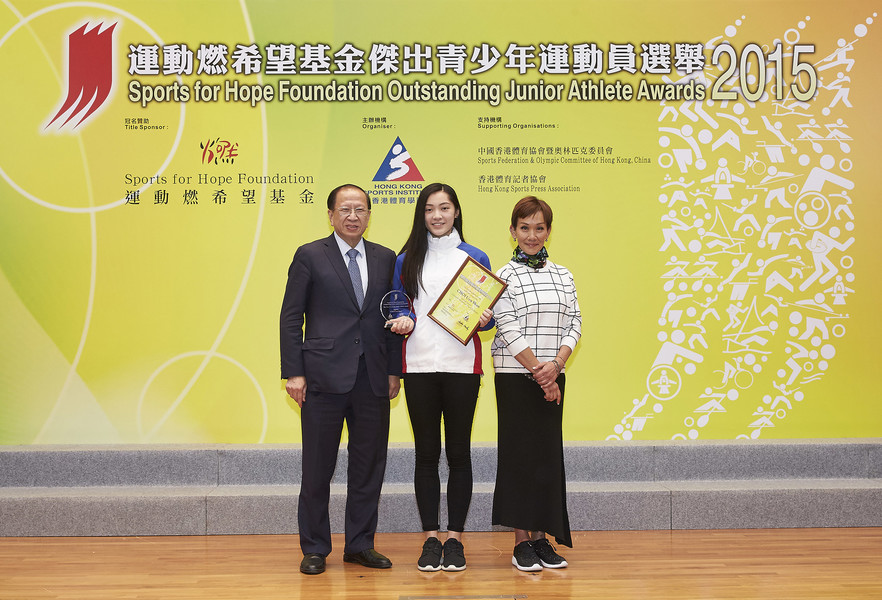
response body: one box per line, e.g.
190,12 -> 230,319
1,1 -> 880,444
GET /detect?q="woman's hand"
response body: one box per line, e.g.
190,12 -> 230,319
541,381 -> 561,404
386,316 -> 415,335
532,361 -> 558,387
478,308 -> 493,328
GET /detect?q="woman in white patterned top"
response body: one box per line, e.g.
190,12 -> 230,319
490,196 -> 582,572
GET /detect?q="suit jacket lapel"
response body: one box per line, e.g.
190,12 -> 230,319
322,234 -> 360,310
363,241 -> 377,305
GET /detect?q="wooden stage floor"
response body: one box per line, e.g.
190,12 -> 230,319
1,529 -> 880,599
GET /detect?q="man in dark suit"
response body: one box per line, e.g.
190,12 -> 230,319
280,183 -> 406,575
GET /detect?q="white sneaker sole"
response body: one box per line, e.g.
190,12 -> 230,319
539,558 -> 568,568
442,564 -> 466,572
417,563 -> 442,572
512,556 -> 542,572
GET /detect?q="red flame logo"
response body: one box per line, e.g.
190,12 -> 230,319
46,22 -> 117,130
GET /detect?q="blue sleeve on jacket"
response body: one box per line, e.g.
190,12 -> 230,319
391,252 -> 417,322
392,253 -> 405,293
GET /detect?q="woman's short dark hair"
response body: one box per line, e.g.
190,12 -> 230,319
511,196 -> 553,229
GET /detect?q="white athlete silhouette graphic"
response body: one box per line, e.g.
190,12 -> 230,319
608,13 -> 870,442
386,143 -> 411,180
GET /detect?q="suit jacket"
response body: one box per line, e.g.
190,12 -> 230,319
280,234 -> 402,397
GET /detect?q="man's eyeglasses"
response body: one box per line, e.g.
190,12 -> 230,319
336,207 -> 369,217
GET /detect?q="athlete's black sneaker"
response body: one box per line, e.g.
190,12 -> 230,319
442,538 -> 466,571
417,536 -> 443,571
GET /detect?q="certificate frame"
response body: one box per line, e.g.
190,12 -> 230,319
427,255 -> 507,345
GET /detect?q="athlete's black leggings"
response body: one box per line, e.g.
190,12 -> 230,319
403,372 -> 480,532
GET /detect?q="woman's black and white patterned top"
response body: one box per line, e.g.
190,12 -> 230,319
491,259 -> 582,373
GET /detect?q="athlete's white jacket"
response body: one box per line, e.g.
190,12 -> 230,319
392,230 -> 494,374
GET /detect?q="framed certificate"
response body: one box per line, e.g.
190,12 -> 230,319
428,256 -> 507,345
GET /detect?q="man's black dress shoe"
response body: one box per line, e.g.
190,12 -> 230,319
300,553 -> 326,575
342,548 -> 392,569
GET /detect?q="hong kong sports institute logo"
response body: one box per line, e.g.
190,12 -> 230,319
45,21 -> 118,131
373,137 -> 424,182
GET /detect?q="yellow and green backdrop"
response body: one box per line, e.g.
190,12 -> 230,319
1,0 -> 880,444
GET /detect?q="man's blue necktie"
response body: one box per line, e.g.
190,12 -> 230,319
346,248 -> 364,309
